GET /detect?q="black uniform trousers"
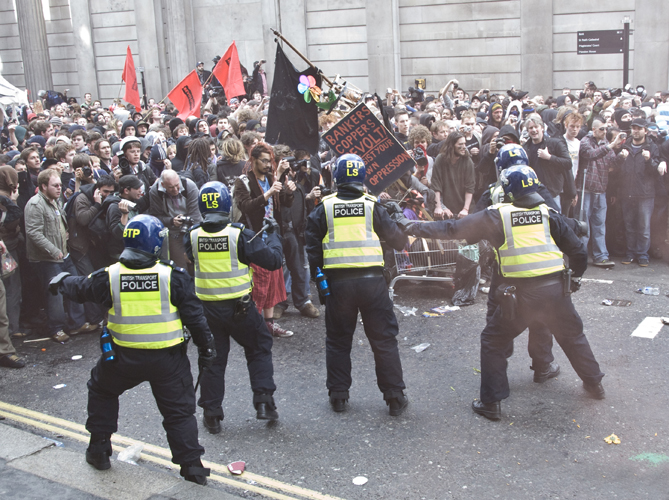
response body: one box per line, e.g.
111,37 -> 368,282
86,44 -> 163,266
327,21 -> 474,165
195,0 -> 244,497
325,276 -> 405,399
487,267 -> 554,368
86,343 -> 203,465
480,280 -> 604,403
198,300 -> 276,416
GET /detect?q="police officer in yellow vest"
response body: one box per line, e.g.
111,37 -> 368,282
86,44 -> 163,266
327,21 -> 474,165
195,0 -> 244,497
408,166 -> 605,421
476,144 -> 575,385
305,154 -> 410,415
185,182 -> 283,434
49,214 -> 216,485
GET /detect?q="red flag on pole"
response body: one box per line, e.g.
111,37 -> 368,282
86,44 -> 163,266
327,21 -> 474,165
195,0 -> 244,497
212,41 -> 246,100
121,46 -> 142,111
167,70 -> 203,120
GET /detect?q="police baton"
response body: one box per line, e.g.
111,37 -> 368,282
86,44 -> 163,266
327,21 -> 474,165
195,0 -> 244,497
247,221 -> 271,243
194,369 -> 204,393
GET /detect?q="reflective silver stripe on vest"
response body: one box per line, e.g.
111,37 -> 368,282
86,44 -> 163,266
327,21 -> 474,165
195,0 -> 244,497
108,264 -> 179,324
497,206 -> 560,258
109,329 -> 184,343
323,197 -> 374,249
196,268 -> 248,280
192,227 -> 246,280
323,240 -> 379,250
195,281 -> 251,296
501,259 -> 565,273
324,255 -> 384,265
500,244 -> 560,257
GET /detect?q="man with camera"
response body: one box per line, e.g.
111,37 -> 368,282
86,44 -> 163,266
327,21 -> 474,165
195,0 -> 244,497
460,110 -> 482,164
68,164 -> 117,326
107,175 -> 148,262
274,148 -> 321,320
149,170 -> 202,273
575,117 -> 624,268
115,136 -> 156,195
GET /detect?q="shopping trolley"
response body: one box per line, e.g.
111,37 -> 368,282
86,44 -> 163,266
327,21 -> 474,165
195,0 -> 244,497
387,237 -> 479,300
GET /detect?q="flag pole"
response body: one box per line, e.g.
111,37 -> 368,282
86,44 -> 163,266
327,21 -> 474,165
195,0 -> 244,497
270,28 -> 333,87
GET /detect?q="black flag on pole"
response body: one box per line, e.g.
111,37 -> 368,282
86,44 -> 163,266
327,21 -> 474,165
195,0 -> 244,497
265,44 -> 321,155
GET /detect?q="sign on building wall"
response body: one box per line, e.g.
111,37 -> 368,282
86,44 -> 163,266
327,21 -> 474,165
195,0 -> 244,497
577,30 -> 625,55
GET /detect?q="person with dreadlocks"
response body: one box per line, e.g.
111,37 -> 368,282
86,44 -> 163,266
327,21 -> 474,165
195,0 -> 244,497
233,143 -> 297,338
181,136 -> 211,189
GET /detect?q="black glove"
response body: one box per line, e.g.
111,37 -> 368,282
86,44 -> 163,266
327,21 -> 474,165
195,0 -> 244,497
48,272 -> 71,295
198,344 -> 217,370
263,216 -> 280,234
570,277 -> 582,293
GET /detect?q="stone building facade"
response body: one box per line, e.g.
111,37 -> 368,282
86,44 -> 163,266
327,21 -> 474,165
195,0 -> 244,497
1,0 -> 667,106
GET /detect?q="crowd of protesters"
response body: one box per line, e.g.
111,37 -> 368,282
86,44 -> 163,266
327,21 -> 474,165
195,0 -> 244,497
0,65 -> 668,369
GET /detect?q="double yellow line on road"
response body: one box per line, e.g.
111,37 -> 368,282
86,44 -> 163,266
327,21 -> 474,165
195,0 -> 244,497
0,401 -> 345,500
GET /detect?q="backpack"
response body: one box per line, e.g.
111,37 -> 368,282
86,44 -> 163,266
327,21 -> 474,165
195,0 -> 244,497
63,192 -> 82,231
87,195 -> 120,248
230,175 -> 251,224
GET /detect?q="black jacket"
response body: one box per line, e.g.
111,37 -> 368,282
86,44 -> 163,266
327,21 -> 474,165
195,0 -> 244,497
411,202 -> 587,277
524,136 -> 573,198
185,219 -> 283,272
60,258 -> 213,348
305,186 -> 408,280
216,158 -> 245,185
614,137 -> 660,199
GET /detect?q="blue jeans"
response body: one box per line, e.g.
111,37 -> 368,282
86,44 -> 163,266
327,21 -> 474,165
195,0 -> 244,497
580,191 -> 609,262
34,257 -> 86,336
621,197 -> 654,260
553,195 -> 561,213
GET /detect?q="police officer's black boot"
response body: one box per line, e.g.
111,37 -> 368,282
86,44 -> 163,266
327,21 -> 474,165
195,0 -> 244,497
472,400 -> 501,420
532,361 -> 561,383
180,459 -> 210,485
329,391 -> 349,412
386,392 -> 409,416
86,433 -> 112,470
203,409 -> 223,435
254,394 -> 279,420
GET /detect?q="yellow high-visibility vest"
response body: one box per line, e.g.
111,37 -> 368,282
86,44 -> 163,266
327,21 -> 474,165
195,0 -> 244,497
322,194 -> 383,269
190,225 -> 252,300
107,262 -> 183,349
494,203 -> 564,278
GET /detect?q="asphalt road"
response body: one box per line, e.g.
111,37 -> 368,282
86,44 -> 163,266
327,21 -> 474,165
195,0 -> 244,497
1,260 -> 668,499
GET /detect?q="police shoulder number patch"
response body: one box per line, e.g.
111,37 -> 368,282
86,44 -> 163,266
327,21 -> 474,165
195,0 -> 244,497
333,203 -> 365,218
120,273 -> 159,292
511,210 -> 542,227
198,236 -> 229,252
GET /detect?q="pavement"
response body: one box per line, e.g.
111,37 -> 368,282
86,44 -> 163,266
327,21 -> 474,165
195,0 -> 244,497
0,420 -> 243,500
1,256 -> 669,499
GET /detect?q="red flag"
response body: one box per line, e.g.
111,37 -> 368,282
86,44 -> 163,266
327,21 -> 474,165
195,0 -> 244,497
121,46 -> 142,111
167,70 -> 202,120
212,41 -> 246,100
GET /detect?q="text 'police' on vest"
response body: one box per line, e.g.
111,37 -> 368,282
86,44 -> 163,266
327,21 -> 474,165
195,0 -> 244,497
510,210 -> 542,227
198,236 -> 229,252
334,203 -> 365,218
120,274 -> 159,292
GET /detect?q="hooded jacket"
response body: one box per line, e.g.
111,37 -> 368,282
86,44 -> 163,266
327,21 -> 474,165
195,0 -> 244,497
120,120 -> 136,138
475,126 -> 500,192
170,136 -> 192,172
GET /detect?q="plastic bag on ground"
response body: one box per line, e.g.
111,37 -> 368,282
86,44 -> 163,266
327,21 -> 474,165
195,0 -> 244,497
117,442 -> 143,465
451,253 -> 480,306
